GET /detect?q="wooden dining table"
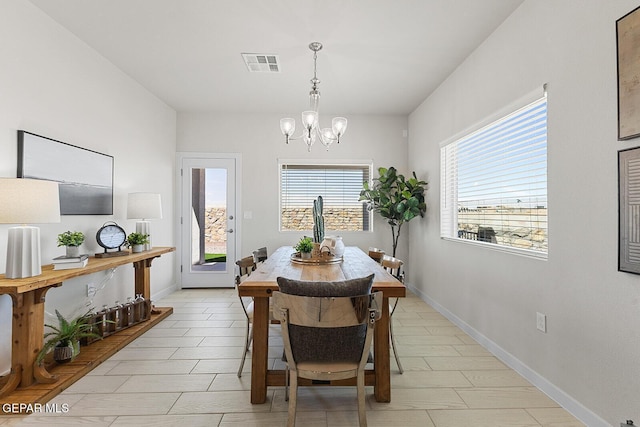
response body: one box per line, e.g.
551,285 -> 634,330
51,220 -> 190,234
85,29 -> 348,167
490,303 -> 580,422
238,245 -> 406,404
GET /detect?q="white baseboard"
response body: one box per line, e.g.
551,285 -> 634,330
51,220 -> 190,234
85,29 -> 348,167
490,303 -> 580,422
405,283 -> 611,427
151,283 -> 179,303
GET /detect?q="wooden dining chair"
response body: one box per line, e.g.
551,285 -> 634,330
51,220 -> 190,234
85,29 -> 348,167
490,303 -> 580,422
235,255 -> 278,377
368,247 -> 385,264
273,290 -> 382,427
381,254 -> 405,374
252,246 -> 268,264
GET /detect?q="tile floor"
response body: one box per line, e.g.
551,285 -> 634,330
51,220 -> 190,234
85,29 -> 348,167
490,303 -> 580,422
0,288 -> 585,426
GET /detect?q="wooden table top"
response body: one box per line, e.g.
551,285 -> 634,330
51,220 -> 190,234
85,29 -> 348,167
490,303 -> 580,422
239,246 -> 406,298
0,246 -> 175,295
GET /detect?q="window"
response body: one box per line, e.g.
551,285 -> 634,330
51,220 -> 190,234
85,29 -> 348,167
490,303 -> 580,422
280,162 -> 372,232
441,92 -> 548,256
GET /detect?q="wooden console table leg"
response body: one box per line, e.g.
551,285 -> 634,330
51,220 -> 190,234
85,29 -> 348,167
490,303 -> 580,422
0,365 -> 22,397
374,296 -> 391,402
11,285 -> 60,389
133,259 -> 154,299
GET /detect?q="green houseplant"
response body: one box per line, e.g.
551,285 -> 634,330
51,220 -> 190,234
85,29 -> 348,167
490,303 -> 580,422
37,309 -> 101,365
57,231 -> 85,257
294,236 -> 314,259
126,232 -> 150,253
359,166 -> 427,257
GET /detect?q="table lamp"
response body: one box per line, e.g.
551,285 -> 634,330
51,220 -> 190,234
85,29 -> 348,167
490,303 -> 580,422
0,178 -> 60,278
127,192 -> 162,251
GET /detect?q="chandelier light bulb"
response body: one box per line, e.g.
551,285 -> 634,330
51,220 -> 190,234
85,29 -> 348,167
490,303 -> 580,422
332,117 -> 348,142
280,118 -> 295,143
302,111 -> 317,129
320,128 -> 336,150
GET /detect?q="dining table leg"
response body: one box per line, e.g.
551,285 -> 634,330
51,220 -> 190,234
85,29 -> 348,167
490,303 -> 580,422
250,296 -> 269,404
374,295 -> 392,402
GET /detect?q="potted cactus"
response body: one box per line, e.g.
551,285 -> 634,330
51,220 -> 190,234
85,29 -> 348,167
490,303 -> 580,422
313,195 -> 325,244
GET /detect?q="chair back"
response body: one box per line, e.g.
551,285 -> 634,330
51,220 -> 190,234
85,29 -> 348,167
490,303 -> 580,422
235,256 -> 256,285
272,291 -> 382,367
368,247 -> 385,264
381,255 -> 404,282
252,246 -> 268,263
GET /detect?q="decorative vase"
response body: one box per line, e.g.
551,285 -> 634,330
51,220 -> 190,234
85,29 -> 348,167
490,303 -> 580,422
333,236 -> 345,258
65,245 -> 80,257
301,251 -> 312,259
132,244 -> 144,253
320,236 -> 345,258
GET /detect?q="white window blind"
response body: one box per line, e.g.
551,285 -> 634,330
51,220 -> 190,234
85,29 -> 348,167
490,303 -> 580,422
440,94 -> 548,256
280,163 -> 371,232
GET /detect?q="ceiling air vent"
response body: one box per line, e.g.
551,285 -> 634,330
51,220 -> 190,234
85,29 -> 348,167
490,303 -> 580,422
242,53 -> 280,73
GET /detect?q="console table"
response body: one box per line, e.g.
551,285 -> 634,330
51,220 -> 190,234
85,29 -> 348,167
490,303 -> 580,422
0,246 -> 175,400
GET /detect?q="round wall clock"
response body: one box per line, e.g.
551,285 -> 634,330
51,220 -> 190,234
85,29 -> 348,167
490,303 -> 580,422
95,222 -> 129,257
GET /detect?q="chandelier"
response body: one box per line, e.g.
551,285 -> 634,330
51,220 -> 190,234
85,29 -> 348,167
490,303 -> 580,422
280,42 -> 347,151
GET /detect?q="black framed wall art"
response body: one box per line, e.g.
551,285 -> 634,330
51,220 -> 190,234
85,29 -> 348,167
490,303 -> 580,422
17,130 -> 114,215
617,5 -> 640,140
618,146 -> 640,274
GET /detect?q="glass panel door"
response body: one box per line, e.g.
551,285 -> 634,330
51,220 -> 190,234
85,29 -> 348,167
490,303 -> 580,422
180,157 -> 237,287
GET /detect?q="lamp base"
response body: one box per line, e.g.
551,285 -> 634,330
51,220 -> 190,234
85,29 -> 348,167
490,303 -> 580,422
5,226 -> 42,279
136,221 -> 152,251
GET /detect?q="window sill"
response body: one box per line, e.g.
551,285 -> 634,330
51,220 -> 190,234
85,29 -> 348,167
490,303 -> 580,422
441,236 -> 548,260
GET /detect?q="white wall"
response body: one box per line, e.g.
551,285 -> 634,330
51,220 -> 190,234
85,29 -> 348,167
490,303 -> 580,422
0,0 -> 177,375
408,0 -> 639,425
177,112 -> 410,261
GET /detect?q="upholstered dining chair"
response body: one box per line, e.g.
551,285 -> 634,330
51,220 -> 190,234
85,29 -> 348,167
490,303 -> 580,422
368,247 -> 385,264
381,255 -> 405,374
273,287 -> 382,427
235,255 -> 278,377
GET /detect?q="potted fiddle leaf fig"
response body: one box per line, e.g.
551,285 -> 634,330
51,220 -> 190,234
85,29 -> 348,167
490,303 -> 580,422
57,230 -> 85,257
126,232 -> 150,253
359,166 -> 427,257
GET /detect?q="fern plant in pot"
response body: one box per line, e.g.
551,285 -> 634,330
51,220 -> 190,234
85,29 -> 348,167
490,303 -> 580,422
37,309 -> 101,365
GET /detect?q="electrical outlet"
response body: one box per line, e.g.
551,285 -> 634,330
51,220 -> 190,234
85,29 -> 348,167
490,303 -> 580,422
87,284 -> 96,298
536,312 -> 547,333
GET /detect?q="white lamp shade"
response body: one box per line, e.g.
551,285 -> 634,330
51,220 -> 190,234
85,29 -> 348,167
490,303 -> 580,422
0,178 -> 60,224
127,192 -> 163,220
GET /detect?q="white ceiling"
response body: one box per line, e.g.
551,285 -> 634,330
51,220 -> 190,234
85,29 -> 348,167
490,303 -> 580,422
28,0 -> 524,115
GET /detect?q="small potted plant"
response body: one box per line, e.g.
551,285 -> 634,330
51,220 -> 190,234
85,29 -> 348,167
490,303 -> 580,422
37,309 -> 101,365
57,230 -> 85,257
126,232 -> 150,253
294,236 -> 314,259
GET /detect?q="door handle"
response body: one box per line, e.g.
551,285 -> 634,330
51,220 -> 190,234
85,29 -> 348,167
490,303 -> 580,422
226,229 -> 234,233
